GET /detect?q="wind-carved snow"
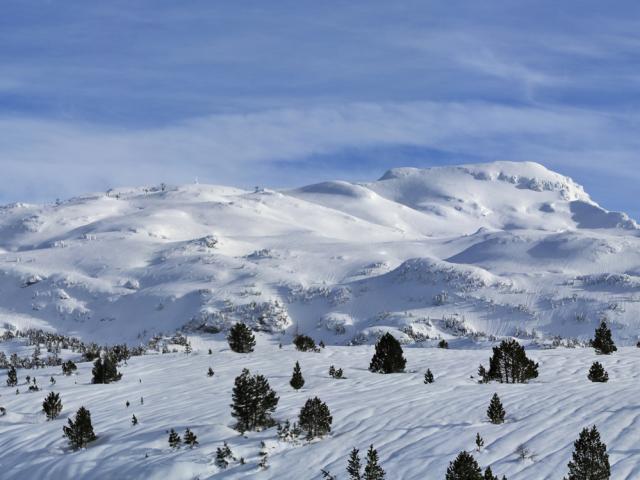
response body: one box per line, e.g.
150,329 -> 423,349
0,161 -> 639,345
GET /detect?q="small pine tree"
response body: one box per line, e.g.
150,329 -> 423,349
475,433 -> 484,452
363,445 -> 385,480
168,429 -> 181,448
131,414 -> 138,426
368,333 -> 406,374
299,397 -> 332,439
293,334 -> 317,352
208,348 -> 212,355
42,392 -> 62,420
591,320 -> 617,355
438,339 -> 449,349
290,361 -> 305,390
347,447 -> 362,480
6,366 -> 17,387
480,339 -> 538,383
63,406 -> 96,450
227,323 -> 256,353
184,428 -> 198,447
215,441 -> 234,468
445,451 -> 483,480
483,466 -> 500,480
231,368 -> 279,432
258,441 -> 268,469
42,391 -> 63,421
91,355 -> 122,384
487,393 -> 505,424
184,342 -> 192,354
424,369 -> 434,384
566,426 -> 610,480
61,360 -> 77,376
207,367 -> 215,377
588,362 -> 609,383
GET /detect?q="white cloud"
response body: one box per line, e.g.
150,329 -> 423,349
1,101 -> 639,203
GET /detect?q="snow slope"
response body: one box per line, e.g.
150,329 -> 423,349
1,161 -> 639,345
1,335 -> 639,479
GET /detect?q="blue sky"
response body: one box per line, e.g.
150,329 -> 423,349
1,1 -> 639,217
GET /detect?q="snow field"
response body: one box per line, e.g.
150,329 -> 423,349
1,336 -> 639,479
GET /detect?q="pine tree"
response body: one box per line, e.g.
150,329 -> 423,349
438,339 -> 449,349
168,429 -> 181,448
227,323 -> 256,353
230,368 -> 279,432
363,445 -> 385,480
487,393 -> 505,424
475,433 -> 484,452
566,426 -> 610,480
258,441 -> 268,469
6,366 -> 17,387
184,428 -> 198,447
347,448 -> 362,480
368,333 -> 406,374
293,334 -> 317,352
91,355 -> 122,384
588,362 -> 609,383
591,321 -> 617,355
424,369 -> 434,384
479,339 -> 538,383
131,414 -> 138,426
299,397 -> 332,439
42,391 -> 62,420
207,367 -> 215,377
215,442 -> 232,469
184,342 -> 192,354
290,361 -> 305,390
483,466 -> 500,480
445,451 -> 483,480
63,407 -> 96,449
62,360 -> 77,376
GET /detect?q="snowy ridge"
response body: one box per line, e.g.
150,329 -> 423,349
1,161 -> 639,344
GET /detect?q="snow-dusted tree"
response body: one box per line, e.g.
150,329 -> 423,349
216,442 -> 234,468
588,362 -> 609,383
258,441 -> 268,469
566,426 -> 610,480
231,368 -> 279,432
63,406 -> 96,450
227,323 -> 256,353
424,369 -> 434,384
290,361 -> 305,390
591,321 -> 617,355
91,355 -> 122,384
131,414 -> 138,426
42,391 -> 62,420
61,360 -> 77,376
479,339 -> 538,383
487,393 -> 505,424
207,367 -> 215,377
475,433 -> 484,452
347,448 -> 362,480
363,445 -> 385,480
445,451 -> 483,480
438,339 -> 449,349
299,397 -> 332,439
184,428 -> 198,447
168,429 -> 181,448
6,366 -> 17,387
369,333 -> 406,374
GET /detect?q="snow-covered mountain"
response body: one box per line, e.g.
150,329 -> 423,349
1,161 -> 639,344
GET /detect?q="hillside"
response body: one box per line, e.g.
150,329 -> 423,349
1,161 -> 639,345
